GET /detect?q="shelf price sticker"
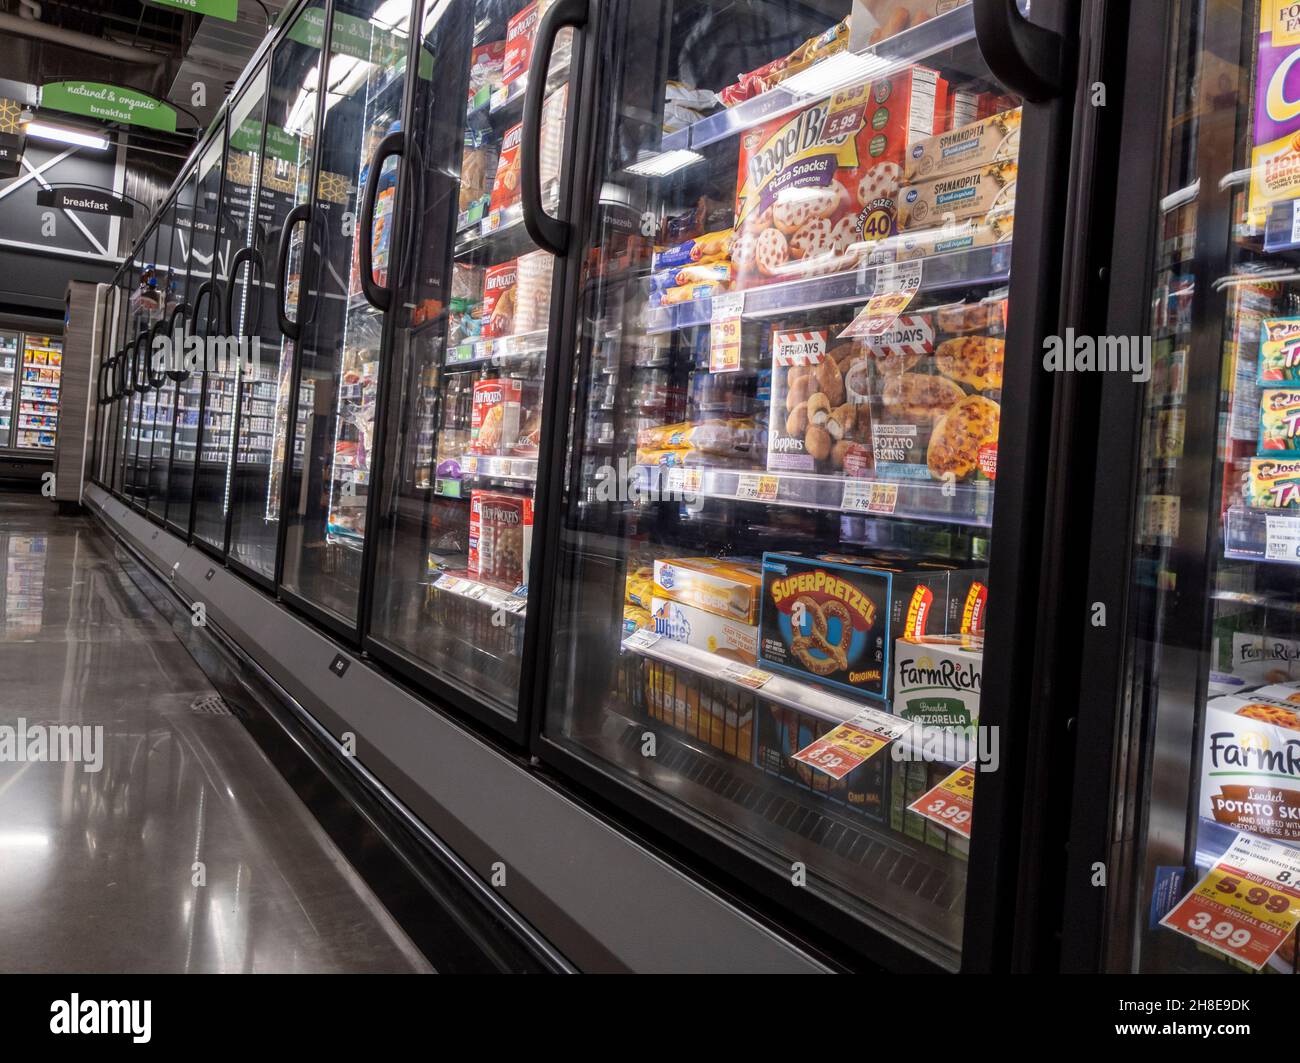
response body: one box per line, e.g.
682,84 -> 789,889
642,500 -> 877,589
792,708 -> 909,781
839,261 -> 923,339
843,480 -> 898,515
736,472 -> 779,503
721,662 -> 774,690
909,762 -> 976,838
709,292 -> 745,374
1265,514 -> 1300,562
622,628 -> 661,652
1159,832 -> 1300,970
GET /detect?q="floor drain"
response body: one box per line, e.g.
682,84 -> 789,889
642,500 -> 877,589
190,693 -> 232,716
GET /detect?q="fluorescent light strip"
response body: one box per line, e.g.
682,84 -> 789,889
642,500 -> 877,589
779,51 -> 893,99
626,149 -> 704,178
24,121 -> 110,150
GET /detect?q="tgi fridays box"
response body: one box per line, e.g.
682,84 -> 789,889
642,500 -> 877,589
758,552 -> 947,699
893,633 -> 983,727
469,489 -> 533,589
732,68 -> 945,290
898,160 -> 1018,230
1200,694 -> 1300,845
755,703 -> 887,822
769,326 -> 874,475
904,107 -> 1022,181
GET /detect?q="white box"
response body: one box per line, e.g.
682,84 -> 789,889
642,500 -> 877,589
1201,696 -> 1300,844
650,595 -> 758,665
892,634 -> 982,727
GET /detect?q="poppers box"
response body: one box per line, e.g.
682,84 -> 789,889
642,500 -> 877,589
893,634 -> 983,727
1260,388 -> 1300,452
898,160 -> 1017,230
653,557 -> 761,625
1245,457 -> 1300,508
1200,694 -> 1300,843
758,552 -> 948,699
904,107 -> 1022,181
732,69 -> 944,289
1258,317 -> 1300,384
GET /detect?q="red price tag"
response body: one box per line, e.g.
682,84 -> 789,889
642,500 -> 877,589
909,762 -> 976,838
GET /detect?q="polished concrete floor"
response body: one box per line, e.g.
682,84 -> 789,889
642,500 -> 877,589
0,488 -> 432,973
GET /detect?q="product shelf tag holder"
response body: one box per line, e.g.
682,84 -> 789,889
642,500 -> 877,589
709,292 -> 745,373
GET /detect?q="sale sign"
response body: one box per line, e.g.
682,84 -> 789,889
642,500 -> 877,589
1160,832 -> 1300,969
909,761 -> 975,837
791,708 -> 908,780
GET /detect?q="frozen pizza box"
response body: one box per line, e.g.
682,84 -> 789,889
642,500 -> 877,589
904,107 -> 1022,181
893,633 -> 982,727
1200,695 -> 1300,845
757,552 -> 947,699
732,68 -> 945,290
898,160 -> 1017,230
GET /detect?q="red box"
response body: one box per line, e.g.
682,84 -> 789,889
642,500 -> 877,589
471,377 -> 523,454
489,122 -> 523,219
503,1 -> 547,88
481,260 -> 517,338
731,68 -> 945,289
469,490 -> 534,589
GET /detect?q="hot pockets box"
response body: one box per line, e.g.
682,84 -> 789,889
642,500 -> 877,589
758,552 -> 948,699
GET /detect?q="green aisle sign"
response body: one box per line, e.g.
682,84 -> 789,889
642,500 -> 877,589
40,82 -> 178,132
144,0 -> 238,20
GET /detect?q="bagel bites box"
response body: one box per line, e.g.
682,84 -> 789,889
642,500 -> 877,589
758,552 -> 948,699
731,68 -> 945,290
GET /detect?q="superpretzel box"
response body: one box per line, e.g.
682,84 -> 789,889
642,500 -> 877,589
758,552 -> 947,699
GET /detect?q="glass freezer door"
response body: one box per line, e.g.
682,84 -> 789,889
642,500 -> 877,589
1087,0 -> 1300,975
0,328 -> 17,448
193,68 -> 270,552
542,0 -> 1021,966
279,0 -> 412,627
16,332 -> 63,452
146,202 -> 182,520
366,0 -> 573,719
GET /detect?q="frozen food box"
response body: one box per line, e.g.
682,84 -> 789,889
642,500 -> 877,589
893,633 -> 983,727
904,107 -> 1022,181
481,260 -> 517,339
644,658 -> 753,761
1245,456 -> 1300,508
651,595 -> 759,665
769,326 -> 874,475
755,703 -> 887,821
502,0 -> 550,88
1259,387 -> 1300,453
872,207 -> 1014,261
898,160 -> 1018,229
653,557 -> 762,625
945,567 -> 989,636
470,377 -> 523,454
1253,681 -> 1300,704
758,552 -> 948,699
1258,317 -> 1300,385
1200,695 -> 1300,843
469,490 -> 533,589
732,68 -> 945,290
489,122 -> 523,219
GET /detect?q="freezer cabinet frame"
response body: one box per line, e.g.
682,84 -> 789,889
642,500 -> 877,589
524,0 -> 1088,971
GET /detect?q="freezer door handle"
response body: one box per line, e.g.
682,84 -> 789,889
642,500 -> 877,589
191,279 -> 217,338
165,302 -> 192,382
146,320 -> 169,389
113,346 -> 128,401
360,129 -> 403,313
275,203 -> 311,341
131,329 -> 152,394
225,244 -> 263,342
98,352 -> 112,405
521,0 -> 587,256
973,0 -> 1066,103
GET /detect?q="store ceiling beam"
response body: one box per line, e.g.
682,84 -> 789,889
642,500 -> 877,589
0,10 -> 169,65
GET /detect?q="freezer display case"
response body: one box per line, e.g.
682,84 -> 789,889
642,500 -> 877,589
192,68 -> 270,552
225,15 -> 324,584
366,0 -> 574,718
1075,0 -> 1300,975
123,242 -> 161,504
538,0 -> 1025,966
16,333 -> 63,452
143,204 -> 184,520
0,329 -> 16,448
278,0 -> 412,627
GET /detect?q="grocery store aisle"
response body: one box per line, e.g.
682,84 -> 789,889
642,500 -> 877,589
0,489 -> 432,973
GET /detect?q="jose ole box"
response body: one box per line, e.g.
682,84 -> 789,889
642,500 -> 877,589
758,552 -> 948,699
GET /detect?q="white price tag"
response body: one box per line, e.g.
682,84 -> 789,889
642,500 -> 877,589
1266,514 -> 1300,561
1291,201 -> 1300,246
710,291 -> 745,322
709,292 -> 745,374
623,629 -> 661,651
722,662 -> 774,689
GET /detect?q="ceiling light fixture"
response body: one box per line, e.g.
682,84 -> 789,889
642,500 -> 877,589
626,149 -> 705,178
23,119 -> 110,151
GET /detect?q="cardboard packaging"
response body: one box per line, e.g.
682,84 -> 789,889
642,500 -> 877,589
904,107 -> 1022,181
898,160 -> 1017,229
469,490 -> 533,588
892,633 -> 983,727
1245,457 -> 1300,508
1259,387 -> 1300,453
757,552 -> 948,699
650,595 -> 759,665
653,557 -> 761,625
1200,695 -> 1300,844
